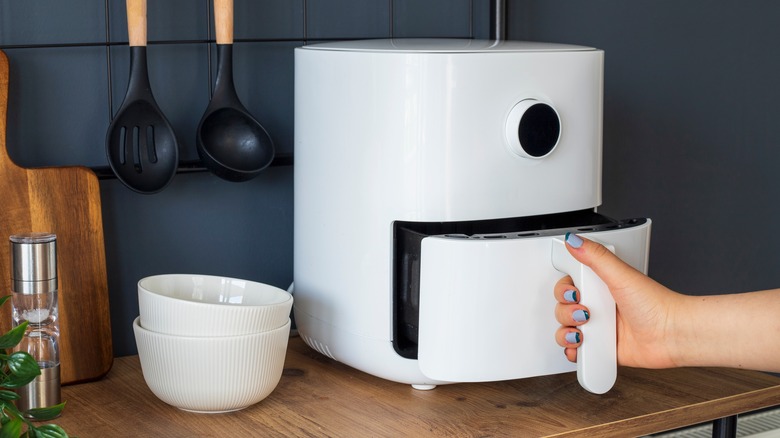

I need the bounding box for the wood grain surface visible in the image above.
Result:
[214,0,234,45]
[0,50,113,384]
[52,336,780,437]
[126,0,147,47]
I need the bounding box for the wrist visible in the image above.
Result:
[665,292,724,368]
[664,292,694,368]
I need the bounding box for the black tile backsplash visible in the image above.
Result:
[6,46,109,168]
[1,0,488,356]
[107,0,210,43]
[1,0,768,366]
[2,0,486,170]
[393,0,473,38]
[0,0,107,46]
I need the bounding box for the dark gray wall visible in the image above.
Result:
[5,0,776,357]
[1,0,490,356]
[509,1,780,296]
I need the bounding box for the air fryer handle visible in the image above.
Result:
[551,238,617,394]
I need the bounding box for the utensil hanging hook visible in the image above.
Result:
[490,0,506,41]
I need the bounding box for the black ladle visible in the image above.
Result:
[196,0,274,182]
[106,0,178,194]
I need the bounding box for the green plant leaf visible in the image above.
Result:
[1,400,23,420]
[0,390,19,401]
[0,296,11,309]
[24,403,65,422]
[0,416,23,438]
[28,424,69,438]
[7,353,41,381]
[0,409,11,425]
[0,371,37,389]
[0,322,28,350]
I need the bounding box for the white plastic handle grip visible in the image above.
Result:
[551,238,617,394]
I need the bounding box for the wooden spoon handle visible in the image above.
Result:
[126,0,147,47]
[214,0,234,45]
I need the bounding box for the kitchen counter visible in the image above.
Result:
[53,336,780,437]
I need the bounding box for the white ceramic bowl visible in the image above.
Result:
[133,316,290,413]
[138,274,292,336]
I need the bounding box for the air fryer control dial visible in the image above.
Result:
[505,99,561,159]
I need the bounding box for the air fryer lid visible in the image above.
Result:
[299,38,596,54]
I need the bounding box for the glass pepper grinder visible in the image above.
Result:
[10,232,61,417]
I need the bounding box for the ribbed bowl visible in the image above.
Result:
[133,316,290,413]
[138,274,292,337]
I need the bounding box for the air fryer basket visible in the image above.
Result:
[392,209,647,359]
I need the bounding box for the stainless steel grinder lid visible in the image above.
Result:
[10,233,57,294]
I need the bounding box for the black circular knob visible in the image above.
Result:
[505,100,561,159]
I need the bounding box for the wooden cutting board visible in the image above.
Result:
[0,50,113,384]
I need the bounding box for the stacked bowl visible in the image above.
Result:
[133,274,293,413]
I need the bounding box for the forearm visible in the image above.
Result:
[670,289,780,372]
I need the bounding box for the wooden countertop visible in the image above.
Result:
[53,336,780,437]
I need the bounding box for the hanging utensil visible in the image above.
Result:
[196,0,274,182]
[106,0,179,194]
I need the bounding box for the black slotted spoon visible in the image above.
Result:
[106,0,178,194]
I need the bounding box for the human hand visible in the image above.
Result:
[553,233,681,369]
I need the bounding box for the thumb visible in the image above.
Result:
[563,232,645,293]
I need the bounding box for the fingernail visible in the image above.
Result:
[565,232,583,249]
[572,309,590,322]
[563,289,578,303]
[565,332,581,344]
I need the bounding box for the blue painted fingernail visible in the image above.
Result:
[563,289,578,303]
[573,309,590,322]
[565,332,581,344]
[565,232,584,249]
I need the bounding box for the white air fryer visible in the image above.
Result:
[293,39,651,394]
